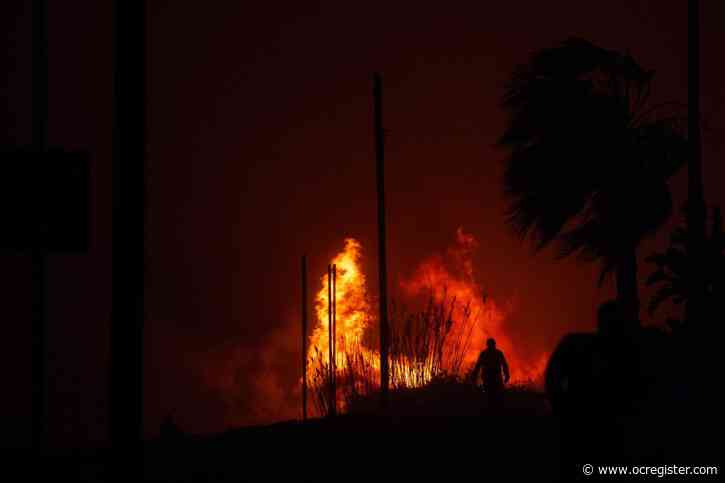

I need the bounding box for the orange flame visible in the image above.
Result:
[307,238,373,375]
[305,229,547,396]
[400,227,548,383]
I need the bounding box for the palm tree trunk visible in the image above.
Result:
[616,248,640,326]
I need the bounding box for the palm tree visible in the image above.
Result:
[646,206,724,329]
[499,38,688,323]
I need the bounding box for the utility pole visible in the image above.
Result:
[110,0,145,459]
[373,73,390,408]
[31,0,48,450]
[687,0,707,326]
[301,255,308,421]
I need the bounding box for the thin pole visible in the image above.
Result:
[332,264,337,416]
[301,255,308,421]
[327,265,333,415]
[373,73,390,407]
[31,0,48,450]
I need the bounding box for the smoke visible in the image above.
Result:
[199,228,548,430]
[198,323,301,428]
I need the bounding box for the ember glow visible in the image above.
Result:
[305,229,548,403]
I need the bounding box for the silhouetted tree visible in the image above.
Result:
[499,38,687,323]
[646,206,723,329]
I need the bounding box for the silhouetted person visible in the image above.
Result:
[471,338,510,408]
[596,299,637,337]
[546,300,642,415]
[596,301,641,410]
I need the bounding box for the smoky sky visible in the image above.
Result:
[2,0,725,446]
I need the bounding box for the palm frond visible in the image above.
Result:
[499,37,684,277]
[648,286,676,315]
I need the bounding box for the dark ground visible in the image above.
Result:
[7,390,720,482]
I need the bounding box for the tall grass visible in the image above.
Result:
[307,291,478,417]
[389,292,475,388]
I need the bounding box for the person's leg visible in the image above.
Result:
[486,378,504,410]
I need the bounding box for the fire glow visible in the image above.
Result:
[309,238,374,375]
[305,229,548,407]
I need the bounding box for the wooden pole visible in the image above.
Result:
[687,0,707,326]
[111,0,145,454]
[373,73,390,407]
[332,264,337,415]
[301,255,308,421]
[31,0,48,450]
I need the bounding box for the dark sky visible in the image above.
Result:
[2,0,724,447]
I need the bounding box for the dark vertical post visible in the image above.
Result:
[31,0,48,450]
[327,264,330,411]
[32,0,48,149]
[687,0,706,326]
[111,0,145,459]
[373,73,390,407]
[327,265,335,416]
[331,264,337,415]
[301,255,308,421]
[30,252,47,449]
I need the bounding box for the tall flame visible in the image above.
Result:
[308,238,372,372]
[305,229,547,399]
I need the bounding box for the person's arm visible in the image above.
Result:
[501,352,510,384]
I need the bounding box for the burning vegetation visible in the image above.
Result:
[305,228,548,416]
